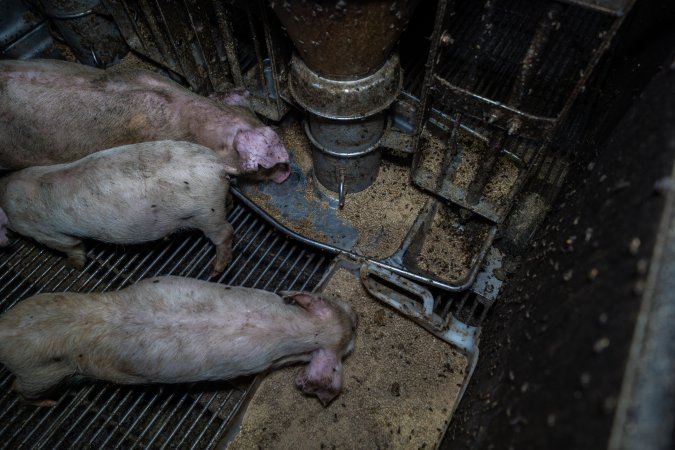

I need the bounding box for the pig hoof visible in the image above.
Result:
[23,398,59,407]
[11,381,58,407]
[209,265,224,278]
[65,255,86,270]
[210,251,232,277]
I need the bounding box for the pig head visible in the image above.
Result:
[281,291,358,406]
[208,91,291,184]
[0,208,9,247]
[233,126,291,183]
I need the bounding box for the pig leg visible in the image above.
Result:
[11,365,71,405]
[11,379,59,407]
[35,235,87,268]
[203,222,234,277]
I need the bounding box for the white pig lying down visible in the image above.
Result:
[0,140,235,276]
[0,59,291,183]
[0,277,357,406]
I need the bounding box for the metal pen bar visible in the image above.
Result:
[96,389,151,448]
[40,386,110,449]
[10,388,83,449]
[212,0,244,87]
[84,388,138,446]
[203,391,249,450]
[171,391,219,449]
[0,240,28,271]
[23,387,95,449]
[110,388,163,449]
[251,240,290,288]
[261,244,298,291]
[236,234,281,285]
[0,248,50,299]
[156,386,203,450]
[228,230,275,284]
[69,386,125,448]
[128,387,178,448]
[272,249,308,291]
[187,391,234,450]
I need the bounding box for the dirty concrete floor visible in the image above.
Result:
[228,268,467,450]
[241,123,428,260]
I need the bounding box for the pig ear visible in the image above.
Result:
[296,349,342,407]
[281,292,336,321]
[209,88,252,109]
[280,291,316,309]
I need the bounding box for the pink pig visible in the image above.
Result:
[0,59,290,183]
[0,276,357,406]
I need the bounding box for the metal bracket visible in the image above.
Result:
[360,262,479,355]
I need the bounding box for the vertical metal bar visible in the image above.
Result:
[547,2,635,141]
[138,0,178,70]
[267,248,306,291]
[412,0,450,171]
[238,234,282,285]
[259,0,284,116]
[436,112,462,193]
[182,0,217,91]
[212,0,244,87]
[261,244,298,291]
[192,211,260,280]
[508,3,563,110]
[246,7,270,105]
[213,217,264,282]
[119,0,150,53]
[0,248,50,298]
[465,129,506,205]
[297,256,327,291]
[14,387,90,449]
[286,254,317,290]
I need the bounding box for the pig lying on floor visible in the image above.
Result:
[0,58,290,183]
[0,141,234,276]
[0,276,357,406]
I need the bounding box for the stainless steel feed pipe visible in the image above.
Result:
[272,0,420,206]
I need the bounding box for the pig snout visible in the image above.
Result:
[281,291,357,406]
[0,208,9,247]
[233,127,290,183]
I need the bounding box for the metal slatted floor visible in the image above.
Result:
[0,200,331,450]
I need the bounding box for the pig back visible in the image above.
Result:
[0,141,231,244]
[0,60,184,170]
[0,277,322,385]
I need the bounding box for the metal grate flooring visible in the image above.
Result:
[0,199,331,450]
